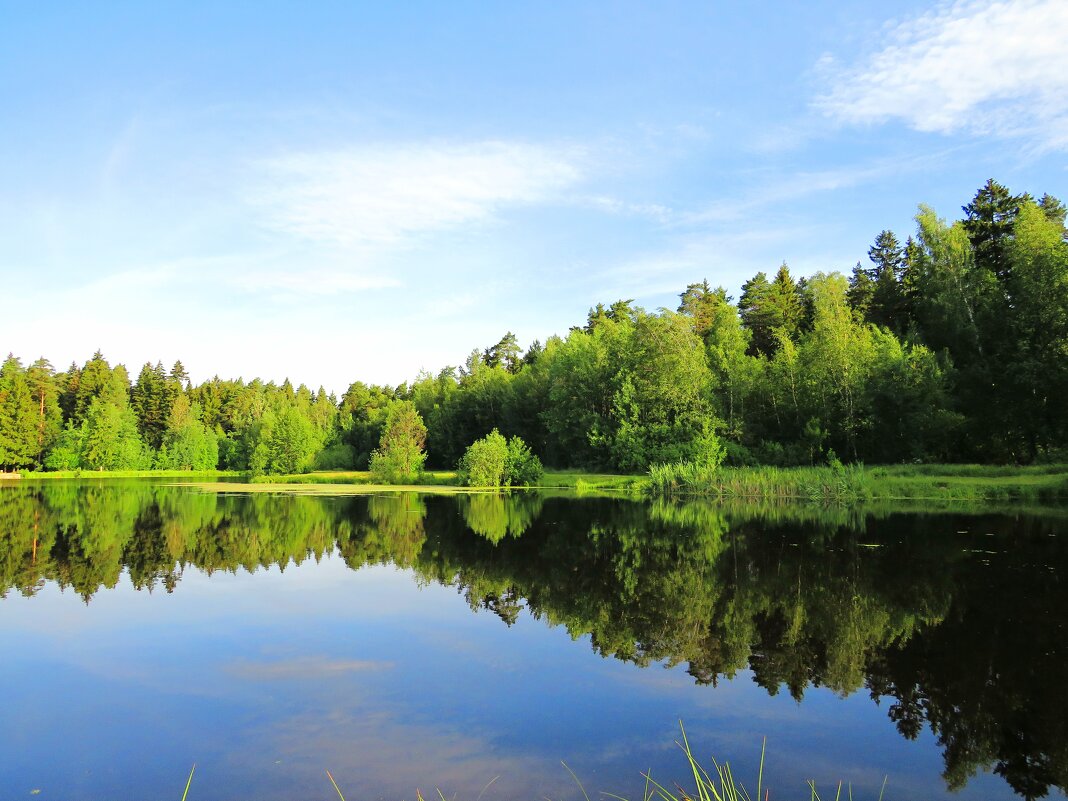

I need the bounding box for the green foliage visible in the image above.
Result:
[0,356,39,471]
[456,429,509,487]
[458,492,543,542]
[369,400,428,484]
[505,435,543,485]
[648,462,871,503]
[456,429,544,487]
[154,397,219,471]
[81,397,148,470]
[2,179,1067,473]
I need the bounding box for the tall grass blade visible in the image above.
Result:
[562,761,592,801]
[476,775,500,801]
[180,764,196,801]
[640,770,684,801]
[756,737,765,801]
[326,770,346,801]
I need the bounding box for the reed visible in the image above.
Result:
[648,463,870,503]
[648,461,1068,503]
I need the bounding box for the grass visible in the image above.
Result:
[15,469,241,480]
[13,463,1068,506]
[648,463,870,503]
[648,462,1068,504]
[247,469,458,486]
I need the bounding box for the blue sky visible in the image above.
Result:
[2,0,1066,393]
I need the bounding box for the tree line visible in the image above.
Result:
[1,179,1066,473]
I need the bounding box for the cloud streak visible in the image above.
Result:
[816,0,1068,149]
[250,140,584,247]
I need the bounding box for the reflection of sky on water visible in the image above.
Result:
[1,554,1014,800]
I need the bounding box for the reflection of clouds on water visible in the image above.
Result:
[227,707,580,801]
[0,484,1052,800]
[225,655,393,680]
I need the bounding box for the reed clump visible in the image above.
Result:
[648,462,870,503]
[648,461,1068,503]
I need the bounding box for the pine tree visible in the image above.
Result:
[963,178,1023,280]
[0,356,39,470]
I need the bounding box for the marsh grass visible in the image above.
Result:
[17,469,240,480]
[579,723,886,801]
[648,463,870,503]
[648,462,1068,503]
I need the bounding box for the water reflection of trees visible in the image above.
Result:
[1,483,1066,798]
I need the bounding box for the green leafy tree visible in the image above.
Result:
[340,381,395,468]
[457,429,510,486]
[369,400,427,483]
[505,435,543,486]
[81,396,147,470]
[604,312,722,471]
[155,396,219,470]
[264,405,317,474]
[456,430,543,487]
[679,283,755,439]
[1003,200,1068,456]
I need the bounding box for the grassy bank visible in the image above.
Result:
[12,464,1068,506]
[241,469,643,493]
[648,462,1068,503]
[13,469,243,480]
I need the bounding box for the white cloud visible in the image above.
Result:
[816,0,1068,147]
[249,140,583,247]
[580,194,674,223]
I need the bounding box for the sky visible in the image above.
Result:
[2,0,1066,394]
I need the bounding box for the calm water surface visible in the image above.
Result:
[1,481,1065,800]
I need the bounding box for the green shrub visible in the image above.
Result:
[505,435,543,485]
[457,429,509,487]
[457,430,544,487]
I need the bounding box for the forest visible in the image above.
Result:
[1,179,1066,475]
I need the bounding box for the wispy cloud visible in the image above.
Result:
[682,150,954,226]
[816,0,1068,149]
[579,194,674,223]
[249,140,584,247]
[226,656,392,680]
[591,226,818,302]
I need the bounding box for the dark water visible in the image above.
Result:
[1,482,1066,801]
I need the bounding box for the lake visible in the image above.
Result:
[1,481,1065,800]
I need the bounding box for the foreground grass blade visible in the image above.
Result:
[756,738,765,801]
[180,764,196,801]
[326,770,346,801]
[561,761,592,801]
[476,775,500,801]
